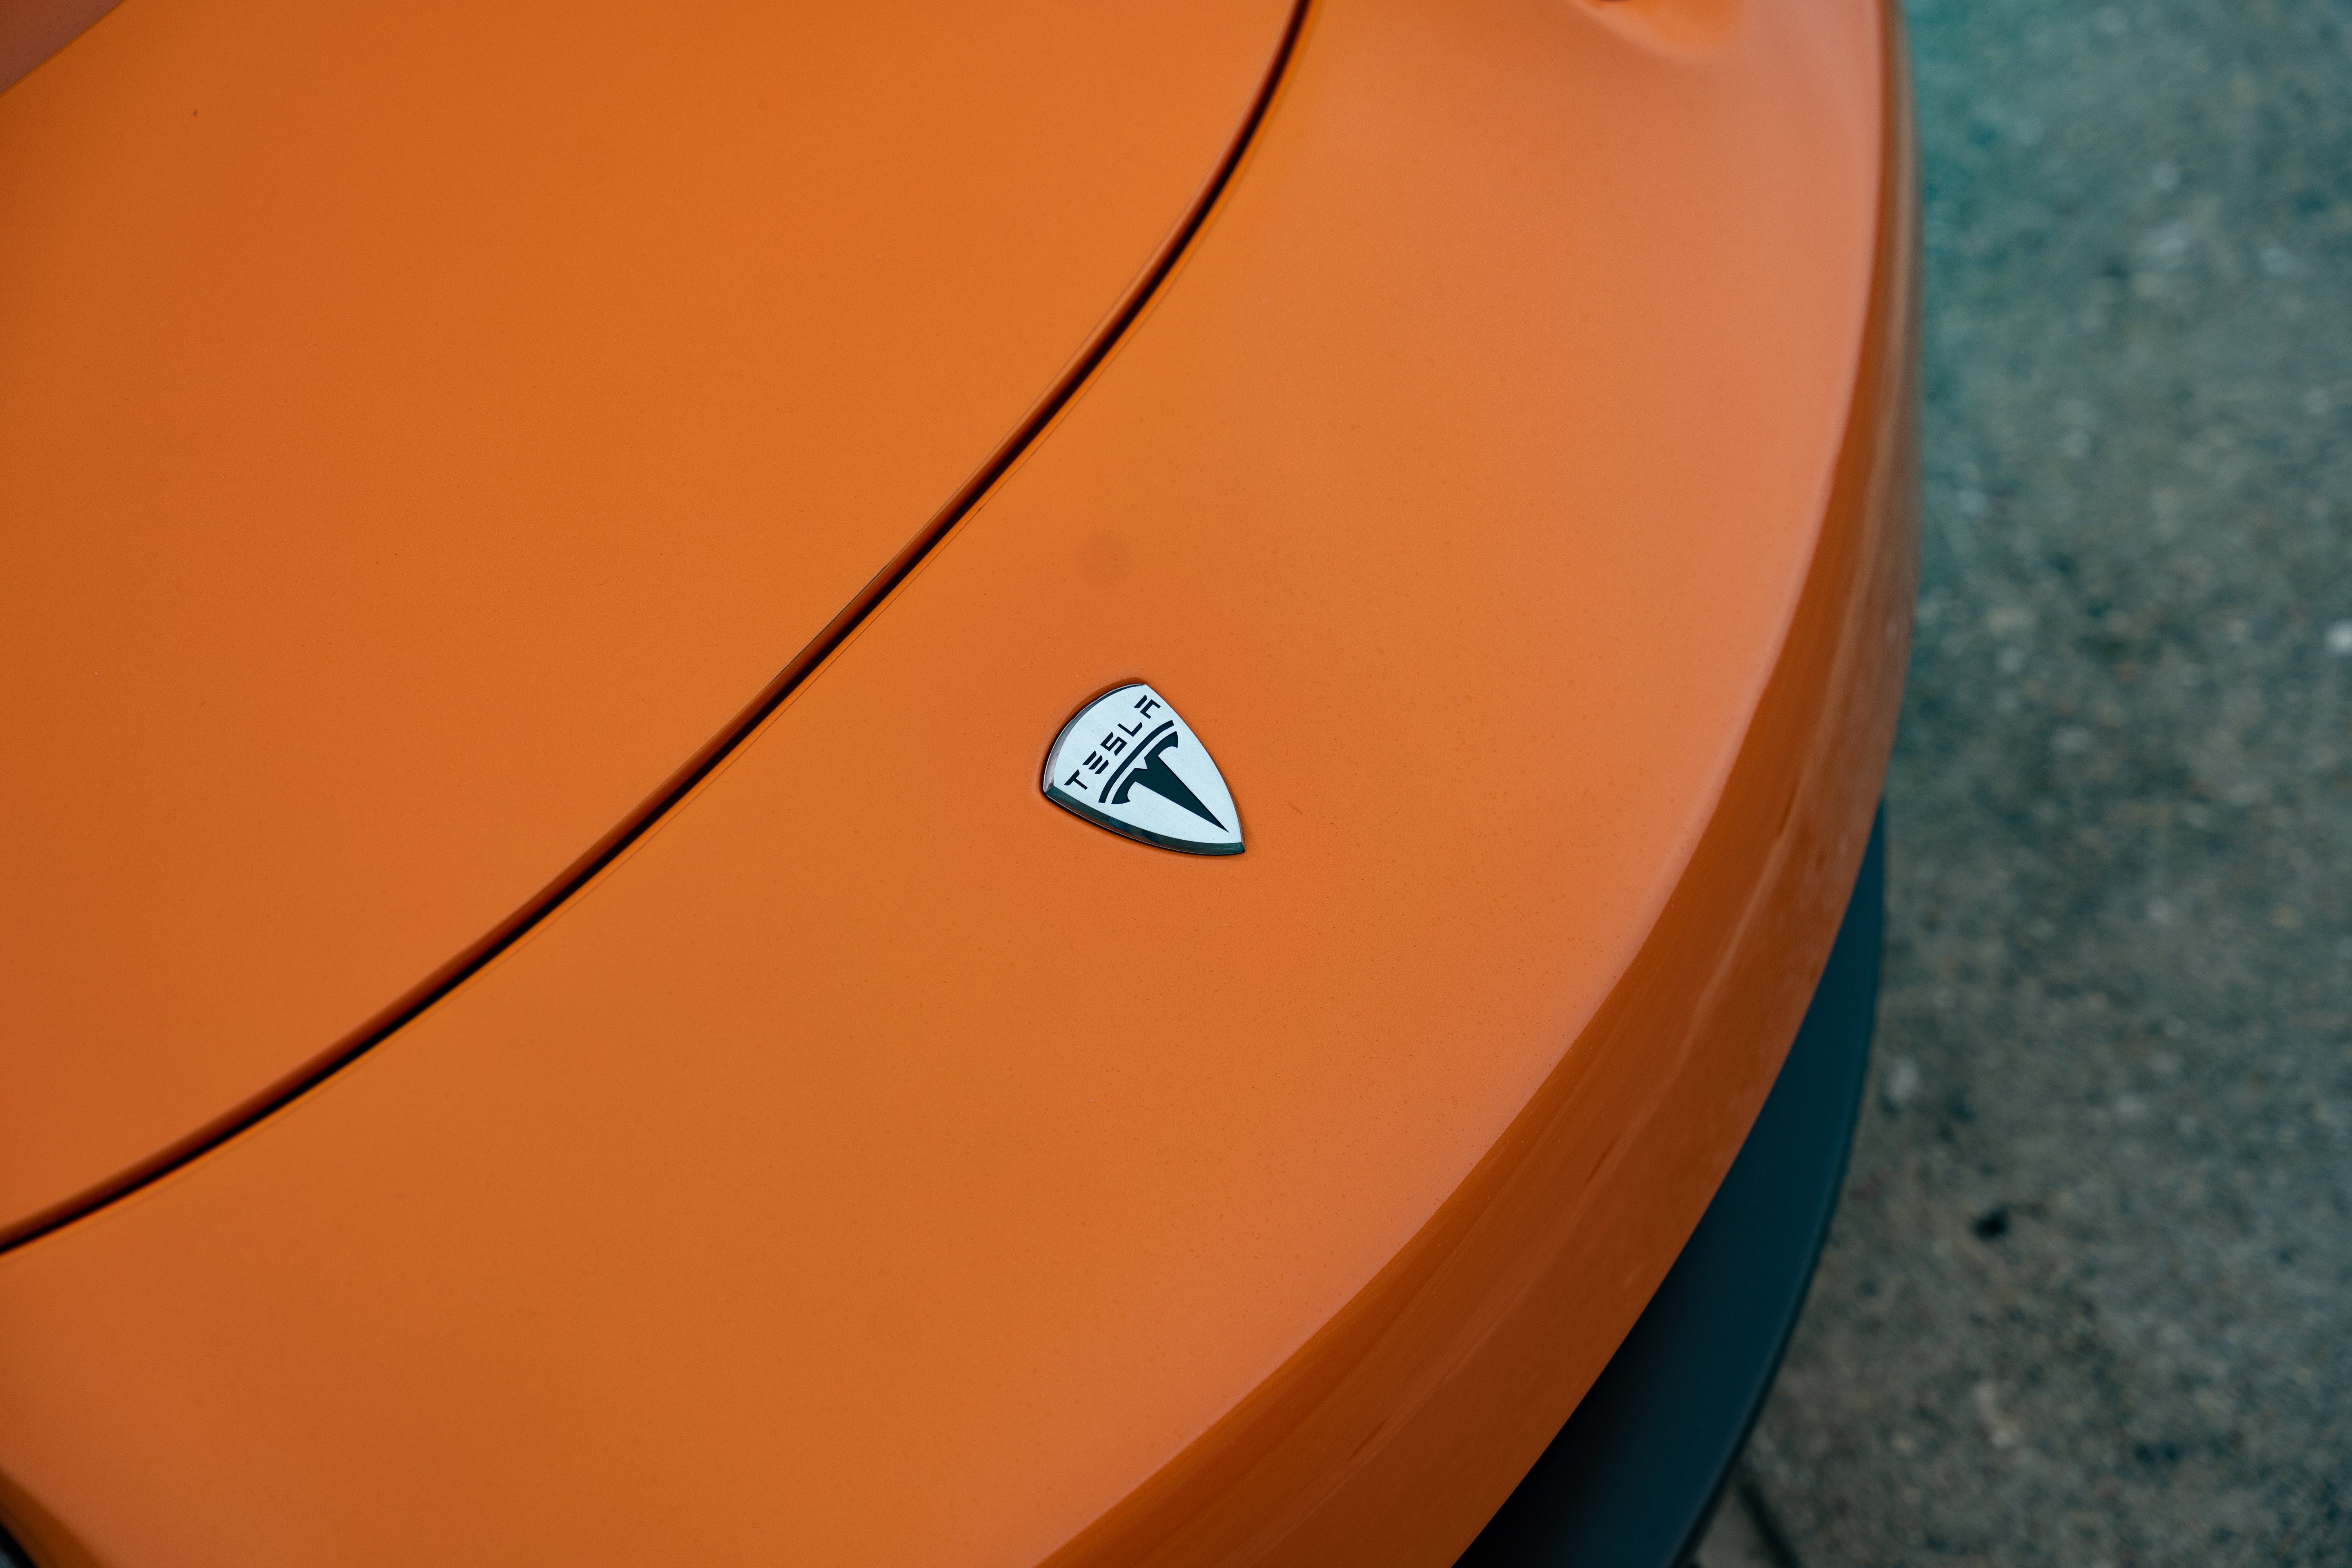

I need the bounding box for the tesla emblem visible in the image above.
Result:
[1042,683,1243,856]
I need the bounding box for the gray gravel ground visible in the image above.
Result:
[1718,0,2352,1564]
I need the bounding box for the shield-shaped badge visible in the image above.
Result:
[1041,683,1243,856]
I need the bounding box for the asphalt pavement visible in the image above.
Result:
[1709,0,2352,1563]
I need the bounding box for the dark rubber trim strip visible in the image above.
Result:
[0,0,1313,1256]
[1457,808,1885,1568]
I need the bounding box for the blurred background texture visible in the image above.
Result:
[1718,0,2352,1563]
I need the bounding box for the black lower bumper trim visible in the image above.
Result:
[1458,809,1884,1568]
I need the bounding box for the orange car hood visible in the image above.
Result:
[0,0,1297,1238]
[0,2,1913,1563]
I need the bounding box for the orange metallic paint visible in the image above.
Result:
[1051,27,1916,1563]
[0,0,1298,1238]
[0,0,1913,1564]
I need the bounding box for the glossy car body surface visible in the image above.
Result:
[0,0,1916,1563]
